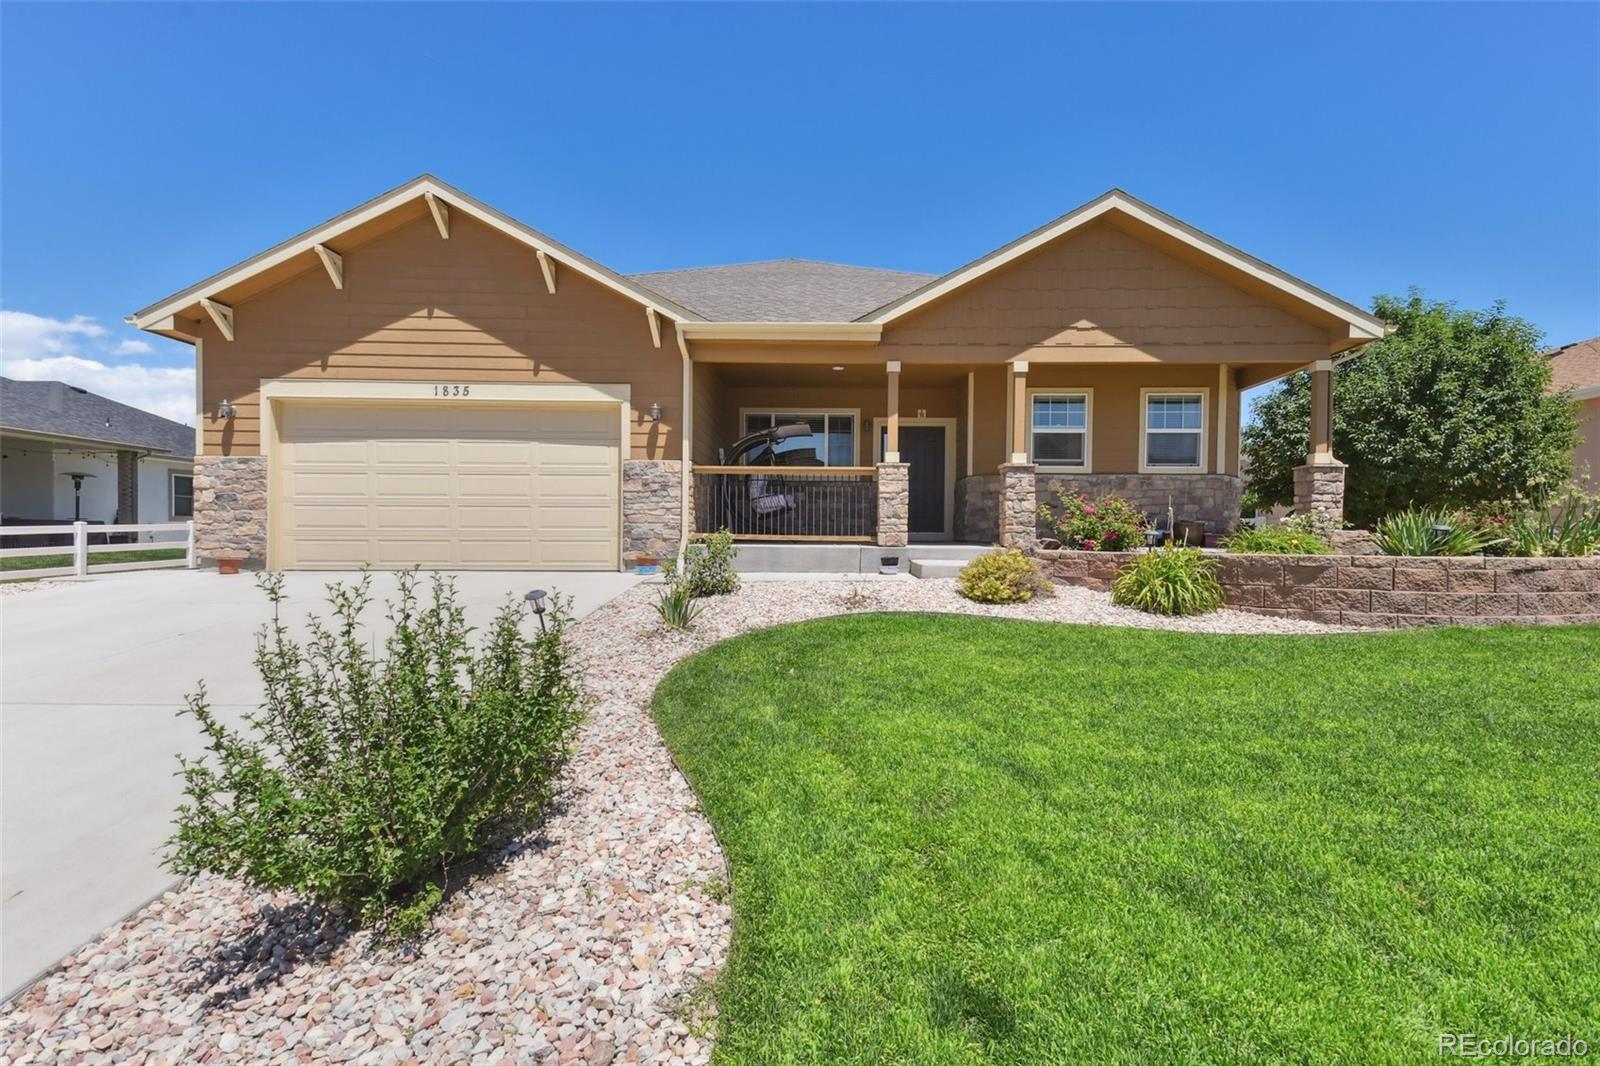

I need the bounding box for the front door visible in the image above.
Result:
[880,423,949,539]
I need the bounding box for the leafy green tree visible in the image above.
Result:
[1242,291,1578,527]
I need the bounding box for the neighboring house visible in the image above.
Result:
[127,175,1387,571]
[0,377,195,531]
[1549,336,1600,489]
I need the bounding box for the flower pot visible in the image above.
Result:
[635,554,661,575]
[217,558,241,576]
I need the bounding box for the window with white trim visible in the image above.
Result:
[1143,393,1205,469]
[1029,394,1089,467]
[741,412,857,466]
[171,472,194,518]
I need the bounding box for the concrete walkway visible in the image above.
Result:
[0,567,638,1001]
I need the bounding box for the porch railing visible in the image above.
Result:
[693,467,877,542]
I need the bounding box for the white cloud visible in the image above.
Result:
[1,311,194,425]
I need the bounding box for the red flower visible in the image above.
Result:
[1083,538,1098,551]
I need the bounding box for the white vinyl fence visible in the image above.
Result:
[0,521,195,581]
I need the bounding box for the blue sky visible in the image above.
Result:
[2,2,1596,425]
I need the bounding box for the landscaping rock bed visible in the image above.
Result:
[0,578,1332,1064]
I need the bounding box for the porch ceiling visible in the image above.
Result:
[711,362,973,389]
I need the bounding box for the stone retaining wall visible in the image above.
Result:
[193,455,268,568]
[622,459,683,565]
[1033,548,1600,627]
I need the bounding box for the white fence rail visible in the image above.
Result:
[0,521,195,581]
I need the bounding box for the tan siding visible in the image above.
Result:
[198,213,682,459]
[971,365,1009,471]
[881,219,1329,364]
[692,362,725,464]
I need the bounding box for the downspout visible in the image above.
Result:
[677,324,692,558]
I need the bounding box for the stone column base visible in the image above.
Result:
[193,455,268,567]
[998,462,1038,550]
[622,459,684,565]
[876,462,909,547]
[1293,460,1346,523]
[115,450,140,525]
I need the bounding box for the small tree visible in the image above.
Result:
[1242,291,1578,527]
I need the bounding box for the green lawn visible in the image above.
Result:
[652,616,1600,1064]
[0,547,185,573]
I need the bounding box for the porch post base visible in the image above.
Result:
[876,462,909,547]
[998,462,1037,550]
[1293,460,1346,522]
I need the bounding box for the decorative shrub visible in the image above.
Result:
[1282,508,1339,541]
[167,571,584,938]
[670,529,741,597]
[1491,493,1600,557]
[1111,547,1224,616]
[1038,488,1147,551]
[1223,524,1332,555]
[1373,508,1500,557]
[655,578,705,629]
[957,549,1053,604]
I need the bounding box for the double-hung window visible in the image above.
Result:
[740,411,857,466]
[170,472,195,518]
[1141,392,1206,471]
[1029,393,1090,468]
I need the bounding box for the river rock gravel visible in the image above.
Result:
[0,577,1334,1065]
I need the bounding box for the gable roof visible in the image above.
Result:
[0,377,194,457]
[129,174,705,336]
[631,259,936,322]
[1548,337,1600,397]
[860,189,1391,341]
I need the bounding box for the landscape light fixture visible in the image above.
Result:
[216,398,237,421]
[648,401,662,422]
[525,588,548,632]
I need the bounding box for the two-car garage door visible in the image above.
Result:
[275,402,620,570]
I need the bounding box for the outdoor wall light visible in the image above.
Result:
[648,401,662,422]
[216,398,237,421]
[525,588,548,632]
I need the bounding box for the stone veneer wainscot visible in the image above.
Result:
[192,455,269,568]
[622,459,683,565]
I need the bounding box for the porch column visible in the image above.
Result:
[1010,361,1029,464]
[1293,359,1345,520]
[885,360,901,461]
[115,450,139,525]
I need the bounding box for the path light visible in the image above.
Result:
[525,588,548,632]
[1145,528,1163,552]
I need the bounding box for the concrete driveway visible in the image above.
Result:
[0,567,638,1000]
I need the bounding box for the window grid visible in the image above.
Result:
[741,412,857,467]
[1029,393,1089,468]
[1143,393,1205,470]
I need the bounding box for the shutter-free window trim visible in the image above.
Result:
[1140,390,1207,473]
[1027,389,1093,471]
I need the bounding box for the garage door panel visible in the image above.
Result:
[277,401,619,570]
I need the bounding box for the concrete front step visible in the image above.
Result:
[908,558,967,579]
[730,542,996,575]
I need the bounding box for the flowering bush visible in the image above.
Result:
[1038,487,1147,551]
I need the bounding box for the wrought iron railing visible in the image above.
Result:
[693,467,877,541]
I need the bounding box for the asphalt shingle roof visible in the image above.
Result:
[1549,337,1600,392]
[0,378,194,457]
[629,258,937,322]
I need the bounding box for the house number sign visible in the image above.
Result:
[432,384,472,397]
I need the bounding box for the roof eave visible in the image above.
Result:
[678,322,883,343]
[128,175,704,332]
[860,190,1389,339]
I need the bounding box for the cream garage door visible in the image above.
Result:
[276,402,619,570]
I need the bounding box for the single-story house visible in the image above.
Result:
[1,377,195,533]
[126,175,1388,570]
[1549,337,1599,488]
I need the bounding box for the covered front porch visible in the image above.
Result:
[686,355,1339,550]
